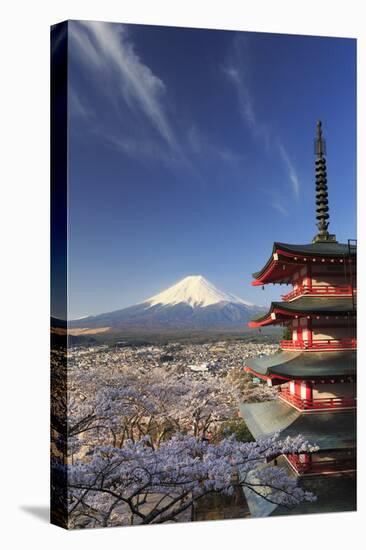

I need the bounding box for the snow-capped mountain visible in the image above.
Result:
[146,275,254,308]
[70,275,266,332]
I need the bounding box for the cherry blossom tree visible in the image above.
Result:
[65,363,276,461]
[65,368,231,458]
[50,348,318,528]
[227,366,277,403]
[66,433,317,528]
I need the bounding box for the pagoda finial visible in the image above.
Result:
[312,120,337,243]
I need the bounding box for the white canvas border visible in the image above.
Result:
[1,1,364,549]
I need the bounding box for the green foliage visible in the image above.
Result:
[282,324,292,340]
[219,419,254,443]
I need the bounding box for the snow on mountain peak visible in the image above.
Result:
[145,275,254,308]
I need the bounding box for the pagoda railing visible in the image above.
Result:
[279,389,356,410]
[286,454,356,475]
[282,284,356,302]
[280,338,356,351]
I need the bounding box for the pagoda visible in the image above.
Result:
[240,121,356,514]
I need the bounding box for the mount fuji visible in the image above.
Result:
[70,275,266,333]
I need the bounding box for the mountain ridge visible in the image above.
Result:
[70,275,266,332]
[144,275,255,309]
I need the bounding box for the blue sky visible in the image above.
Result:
[66,20,356,319]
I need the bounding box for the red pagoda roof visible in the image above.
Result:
[252,241,356,286]
[239,400,356,450]
[248,297,355,327]
[244,350,356,382]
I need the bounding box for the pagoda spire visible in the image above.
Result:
[312,121,337,243]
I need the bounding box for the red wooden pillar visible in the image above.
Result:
[308,263,313,292]
[297,323,303,343]
[295,380,302,396]
[305,382,313,401]
[308,317,313,347]
[300,380,313,407]
[299,453,312,472]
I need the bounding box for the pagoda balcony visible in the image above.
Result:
[285,454,356,475]
[278,388,356,411]
[281,284,356,302]
[280,338,356,351]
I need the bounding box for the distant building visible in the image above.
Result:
[188,363,209,372]
[115,341,130,348]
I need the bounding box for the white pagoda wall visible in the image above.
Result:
[311,318,355,340]
[312,382,355,399]
[312,327,355,340]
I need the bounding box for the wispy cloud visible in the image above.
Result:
[187,124,245,165]
[222,64,271,150]
[271,201,289,216]
[68,21,248,187]
[223,34,301,205]
[259,185,289,217]
[69,86,91,121]
[69,21,178,152]
[222,66,257,130]
[277,141,300,199]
